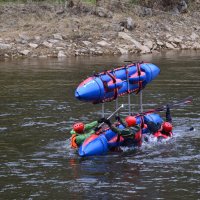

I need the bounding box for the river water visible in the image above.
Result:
[0,51,200,199]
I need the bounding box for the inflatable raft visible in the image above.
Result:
[75,62,160,104]
[78,113,164,157]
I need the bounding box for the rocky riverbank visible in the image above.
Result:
[0,1,200,60]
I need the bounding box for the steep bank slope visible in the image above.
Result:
[0,2,200,59]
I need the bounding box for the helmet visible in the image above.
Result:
[73,122,85,133]
[162,122,173,132]
[125,116,137,127]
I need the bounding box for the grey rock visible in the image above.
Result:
[48,39,60,44]
[165,33,172,39]
[146,22,152,28]
[190,32,199,41]
[192,42,200,49]
[113,24,125,32]
[56,47,65,50]
[97,41,111,47]
[165,42,175,49]
[82,41,92,46]
[42,41,53,48]
[138,7,153,17]
[119,17,136,31]
[53,33,63,40]
[58,51,66,57]
[19,50,30,55]
[95,7,113,18]
[19,33,31,41]
[162,25,171,32]
[168,37,182,43]
[127,17,134,30]
[29,43,38,48]
[117,47,129,54]
[143,40,153,49]
[177,0,188,13]
[156,40,164,46]
[0,43,12,50]
[34,36,41,41]
[118,32,150,53]
[171,7,180,15]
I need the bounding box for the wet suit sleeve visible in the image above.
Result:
[109,124,140,138]
[118,118,127,127]
[70,129,90,146]
[75,133,92,146]
[84,121,98,131]
[109,124,122,135]
[166,105,172,123]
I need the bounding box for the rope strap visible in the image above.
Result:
[136,62,142,94]
[106,71,118,100]
[125,65,131,94]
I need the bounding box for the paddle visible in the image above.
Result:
[132,96,193,116]
[97,104,124,129]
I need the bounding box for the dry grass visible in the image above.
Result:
[0,1,199,41]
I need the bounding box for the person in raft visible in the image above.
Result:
[102,116,142,146]
[70,119,104,148]
[144,105,173,138]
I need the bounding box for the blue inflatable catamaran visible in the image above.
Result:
[70,62,166,157]
[75,62,160,104]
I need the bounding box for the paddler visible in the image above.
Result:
[102,116,142,146]
[144,105,173,138]
[70,119,104,148]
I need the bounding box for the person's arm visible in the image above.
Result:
[111,124,141,138]
[105,119,140,137]
[115,115,127,127]
[75,133,92,146]
[119,118,127,127]
[84,121,98,131]
[166,105,172,123]
[102,118,122,135]
[109,124,123,135]
[130,124,141,133]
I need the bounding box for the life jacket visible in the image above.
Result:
[70,134,78,149]
[154,131,172,139]
[122,129,142,147]
[135,129,142,142]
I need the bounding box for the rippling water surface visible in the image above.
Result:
[0,51,200,199]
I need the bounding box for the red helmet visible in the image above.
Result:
[73,122,85,133]
[162,122,173,132]
[125,116,137,127]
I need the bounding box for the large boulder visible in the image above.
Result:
[119,17,136,31]
[118,32,151,53]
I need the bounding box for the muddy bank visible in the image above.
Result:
[0,2,200,60]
